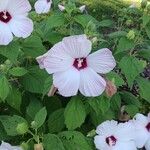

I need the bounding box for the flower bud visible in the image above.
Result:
[31,121,38,129]
[16,122,28,134]
[58,4,65,11]
[105,80,117,97]
[79,5,86,13]
[34,143,43,150]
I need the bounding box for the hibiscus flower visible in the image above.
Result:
[34,0,52,14]
[94,120,137,150]
[0,0,33,45]
[37,34,116,97]
[132,113,150,150]
[0,141,22,150]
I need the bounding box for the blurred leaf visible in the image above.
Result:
[6,87,21,111]
[137,49,150,61]
[22,35,46,58]
[115,37,134,54]
[43,134,65,150]
[99,19,114,27]
[9,67,28,77]
[142,14,150,27]
[108,31,127,38]
[64,96,86,130]
[0,75,10,101]
[59,131,92,150]
[125,105,139,117]
[136,77,150,103]
[33,107,47,129]
[48,108,65,133]
[145,22,150,39]
[119,56,146,87]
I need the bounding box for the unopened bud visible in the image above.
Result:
[105,80,117,97]
[58,4,65,11]
[34,143,43,150]
[79,5,86,13]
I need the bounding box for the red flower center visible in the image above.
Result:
[106,136,117,146]
[47,0,50,2]
[146,122,150,132]
[73,58,87,70]
[0,11,12,23]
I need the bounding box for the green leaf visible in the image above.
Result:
[0,115,27,136]
[74,14,99,28]
[0,42,20,62]
[115,37,134,54]
[64,96,86,130]
[0,75,10,101]
[43,134,65,150]
[125,105,139,117]
[59,131,92,150]
[106,71,125,87]
[137,49,150,61]
[45,13,66,31]
[33,107,47,129]
[26,98,43,120]
[99,19,114,27]
[6,87,21,111]
[142,14,150,27]
[119,56,146,87]
[145,22,150,39]
[120,91,141,107]
[0,122,7,140]
[21,66,49,93]
[136,77,150,103]
[48,108,65,133]
[22,35,46,58]
[9,67,28,77]
[108,31,127,38]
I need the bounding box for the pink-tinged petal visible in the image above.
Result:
[7,0,31,15]
[134,128,149,148]
[114,141,137,150]
[58,4,65,11]
[0,0,9,11]
[9,16,33,38]
[79,68,106,97]
[39,42,73,74]
[87,48,116,74]
[145,138,150,150]
[96,120,118,136]
[0,23,13,45]
[53,67,80,97]
[62,34,92,58]
[34,0,52,14]
[79,5,86,12]
[94,135,109,150]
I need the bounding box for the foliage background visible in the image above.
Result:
[0,0,149,149]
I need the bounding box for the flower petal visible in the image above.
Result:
[134,113,148,126]
[62,35,92,58]
[0,23,13,45]
[0,0,9,11]
[9,16,33,38]
[53,67,80,97]
[115,141,137,150]
[87,48,116,74]
[145,138,150,150]
[38,42,74,74]
[7,0,31,15]
[34,0,52,14]
[79,68,106,97]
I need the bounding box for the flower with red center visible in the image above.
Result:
[94,120,137,150]
[37,34,116,97]
[34,0,52,14]
[0,0,33,45]
[0,141,22,150]
[132,113,150,150]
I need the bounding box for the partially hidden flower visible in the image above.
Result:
[58,4,65,12]
[132,113,150,150]
[34,0,52,14]
[37,35,116,97]
[0,0,33,45]
[94,120,137,150]
[105,80,117,97]
[0,141,22,150]
[79,5,86,12]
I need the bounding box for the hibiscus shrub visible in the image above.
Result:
[0,0,150,150]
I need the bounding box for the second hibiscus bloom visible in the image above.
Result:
[37,35,116,97]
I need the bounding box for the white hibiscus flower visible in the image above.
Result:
[94,120,137,150]
[37,34,116,97]
[0,0,33,45]
[0,141,22,150]
[34,0,52,14]
[132,113,150,150]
